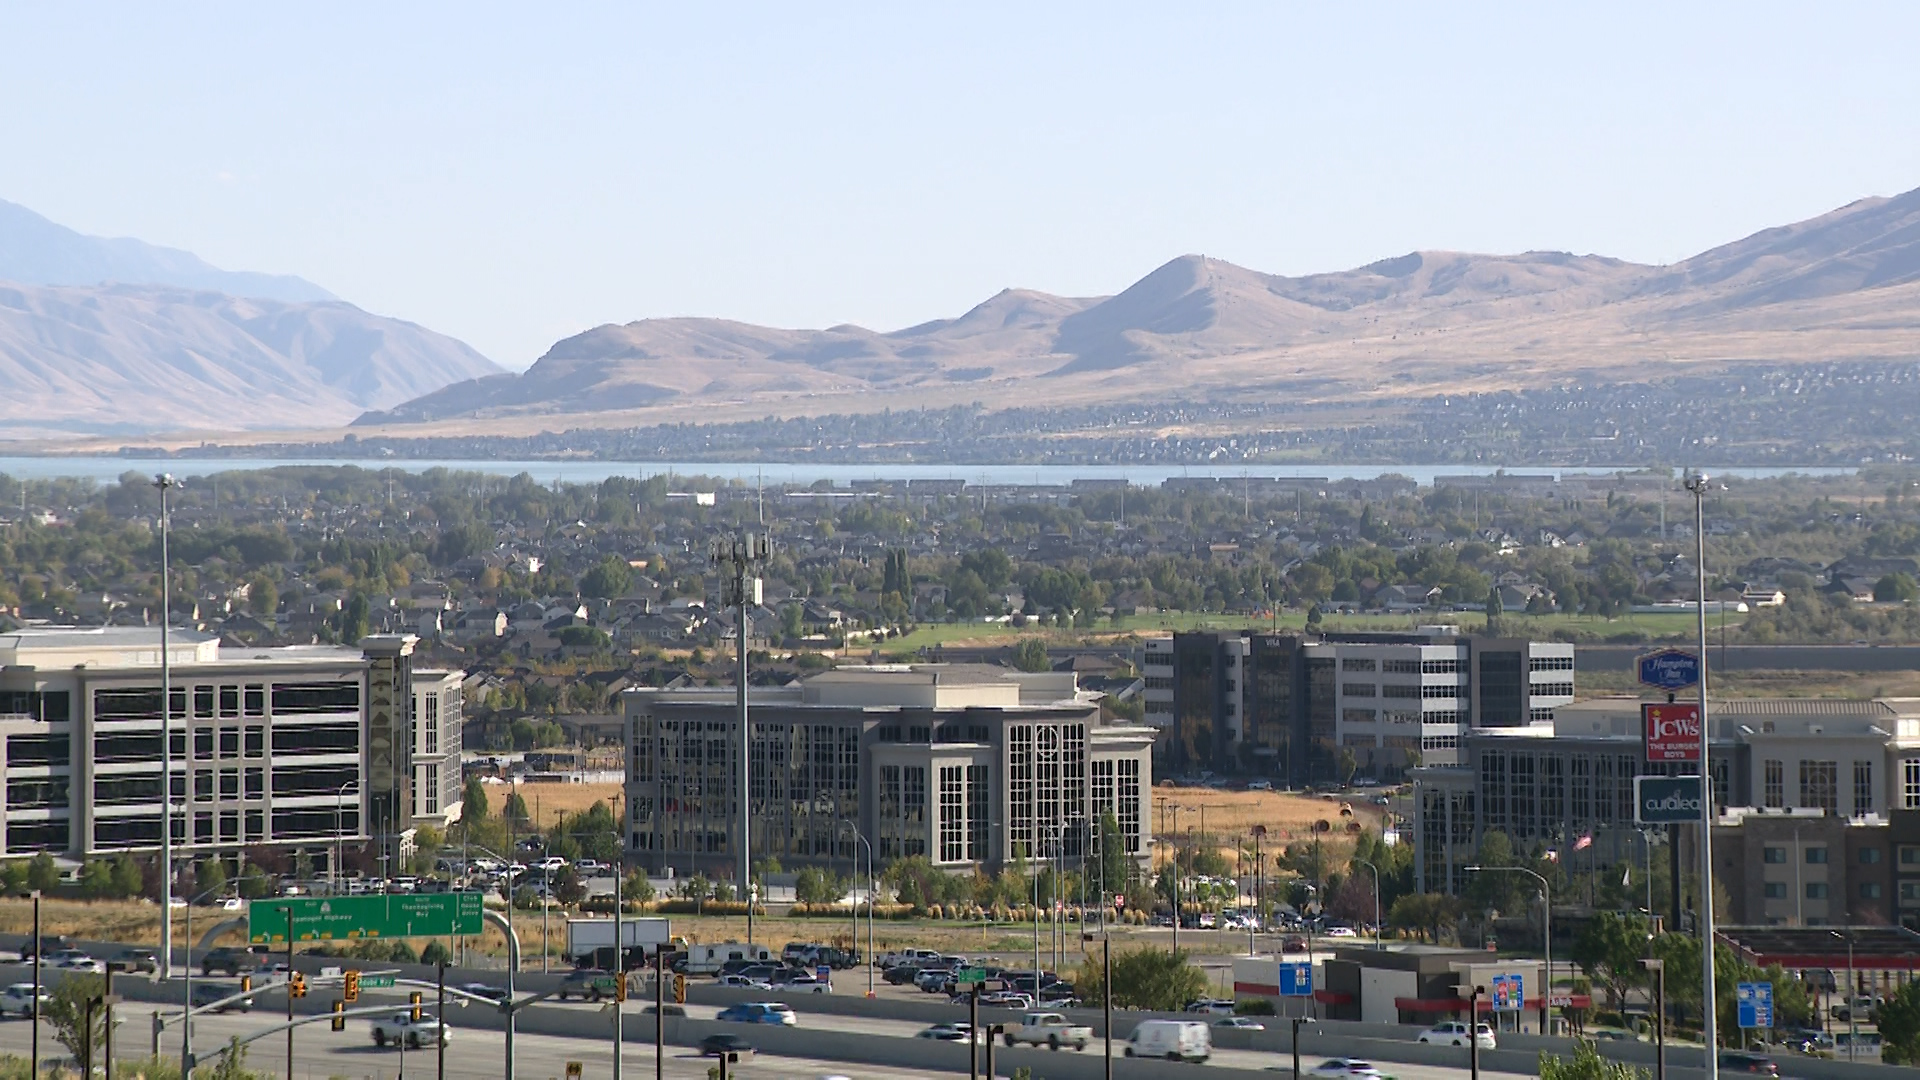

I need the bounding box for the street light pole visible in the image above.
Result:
[1641,957,1665,1080]
[1832,930,1856,1062]
[1353,858,1382,950]
[1467,865,1551,1034]
[712,532,768,946]
[1685,471,1719,1079]
[155,473,178,981]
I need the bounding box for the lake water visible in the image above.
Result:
[0,456,1858,488]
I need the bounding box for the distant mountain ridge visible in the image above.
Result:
[0,198,502,433]
[368,184,1920,429]
[0,199,335,303]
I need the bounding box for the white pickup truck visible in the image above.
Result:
[1002,1011,1092,1051]
[370,1013,450,1049]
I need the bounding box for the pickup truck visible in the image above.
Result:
[370,1013,450,1048]
[1002,1011,1093,1051]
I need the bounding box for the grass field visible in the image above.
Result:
[879,608,1721,656]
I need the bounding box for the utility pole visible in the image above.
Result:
[155,473,178,981]
[711,531,769,944]
[438,960,448,1080]
[1685,471,1718,1079]
[1641,957,1665,1080]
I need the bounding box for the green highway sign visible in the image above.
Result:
[249,893,485,943]
[957,968,987,985]
[362,975,396,989]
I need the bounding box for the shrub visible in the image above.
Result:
[1236,998,1276,1016]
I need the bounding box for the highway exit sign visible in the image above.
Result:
[249,892,484,943]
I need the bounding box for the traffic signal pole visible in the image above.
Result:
[286,907,295,1080]
[654,951,665,1080]
[438,961,448,1080]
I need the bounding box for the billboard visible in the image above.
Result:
[1643,702,1702,763]
[1634,775,1703,824]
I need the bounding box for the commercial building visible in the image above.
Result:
[1414,696,1920,927]
[410,669,465,828]
[622,665,1155,878]
[1152,629,1574,784]
[0,626,413,872]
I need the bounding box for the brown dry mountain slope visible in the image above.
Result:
[364,185,1920,429]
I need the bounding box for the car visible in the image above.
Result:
[0,983,49,1017]
[1247,780,1274,791]
[700,1033,755,1058]
[1309,1058,1390,1077]
[458,982,509,1004]
[202,948,261,977]
[1281,935,1309,953]
[1002,1011,1092,1051]
[642,1004,687,1017]
[17,935,73,963]
[1183,998,1236,1016]
[1214,1016,1266,1031]
[717,974,772,990]
[575,859,604,876]
[556,968,616,1001]
[371,1013,448,1049]
[1717,1052,1779,1075]
[916,1023,981,1043]
[191,982,254,1014]
[717,1002,796,1026]
[980,991,1034,1009]
[1323,926,1358,938]
[53,955,105,974]
[884,965,924,986]
[109,948,159,974]
[1418,1021,1496,1049]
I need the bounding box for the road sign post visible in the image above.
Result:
[248,893,485,943]
[1635,776,1704,825]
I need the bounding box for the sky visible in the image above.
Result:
[3,3,1919,370]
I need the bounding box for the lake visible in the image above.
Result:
[0,456,1858,488]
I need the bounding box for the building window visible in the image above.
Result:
[244,726,264,758]
[1342,708,1377,723]
[1531,683,1575,697]
[1342,683,1378,698]
[423,693,440,755]
[1854,760,1874,817]
[1341,658,1376,672]
[1800,761,1838,814]
[1805,847,1828,865]
[1420,735,1458,752]
[1806,882,1829,899]
[1529,656,1574,672]
[243,768,264,801]
[1905,759,1920,810]
[1422,659,1461,675]
[1763,760,1783,808]
[1382,659,1420,674]
[423,764,439,815]
[1118,758,1142,853]
[1763,882,1787,899]
[902,766,926,858]
[1903,880,1920,902]
[1861,882,1883,899]
[1861,847,1882,864]
[1763,847,1787,864]
[939,766,965,863]
[967,765,989,861]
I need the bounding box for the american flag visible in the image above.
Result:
[1573,834,1593,851]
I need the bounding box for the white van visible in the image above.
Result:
[1125,1020,1211,1063]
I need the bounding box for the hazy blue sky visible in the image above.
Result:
[3,4,1918,369]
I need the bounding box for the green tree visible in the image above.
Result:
[579,554,635,599]
[505,791,530,823]
[196,858,229,898]
[552,867,587,906]
[339,591,371,642]
[80,859,115,899]
[1538,1040,1649,1079]
[463,777,490,819]
[1570,911,1649,1013]
[1486,584,1504,634]
[111,854,145,899]
[209,1037,254,1080]
[420,940,453,966]
[247,573,278,616]
[1074,946,1207,1011]
[1009,637,1051,673]
[45,971,106,1065]
[622,869,656,904]
[26,853,59,894]
[1880,977,1920,1064]
[1876,573,1918,602]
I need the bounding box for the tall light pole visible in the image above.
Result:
[154,473,178,981]
[1831,930,1856,1062]
[711,532,769,945]
[1353,857,1382,950]
[1467,865,1550,1034]
[1685,470,1718,1077]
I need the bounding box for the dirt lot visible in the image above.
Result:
[1149,784,1387,867]
[480,777,626,830]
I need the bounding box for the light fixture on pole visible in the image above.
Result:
[1466,864,1550,1034]
[710,531,769,946]
[1684,470,1719,1078]
[154,473,178,982]
[1353,857,1382,951]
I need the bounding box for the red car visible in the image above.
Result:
[1281,935,1309,953]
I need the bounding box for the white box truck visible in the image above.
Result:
[565,917,672,967]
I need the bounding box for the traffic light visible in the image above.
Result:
[330,1000,345,1032]
[343,970,360,1003]
[409,991,423,1022]
[290,973,308,999]
[615,973,628,1003]
[672,974,686,1004]
[240,975,252,994]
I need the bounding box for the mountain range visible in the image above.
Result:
[362,185,1920,432]
[0,201,501,433]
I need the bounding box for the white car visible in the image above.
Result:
[716,974,771,990]
[1309,1059,1390,1078]
[52,954,105,974]
[0,983,49,1017]
[1323,926,1358,938]
[371,1013,449,1048]
[916,1023,982,1043]
[534,856,569,873]
[1418,1021,1496,1049]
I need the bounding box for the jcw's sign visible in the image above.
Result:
[1643,702,1702,762]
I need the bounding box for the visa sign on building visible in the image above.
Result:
[1643,702,1702,762]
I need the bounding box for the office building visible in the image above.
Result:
[1156,630,1574,784]
[0,626,390,872]
[622,665,1155,877]
[1414,696,1920,924]
[411,669,465,828]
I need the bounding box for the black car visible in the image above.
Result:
[642,1004,687,1017]
[201,947,262,977]
[1717,1052,1779,1076]
[458,982,509,1004]
[884,965,922,985]
[192,982,254,1014]
[700,1033,754,1059]
[18,935,73,963]
[111,948,160,974]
